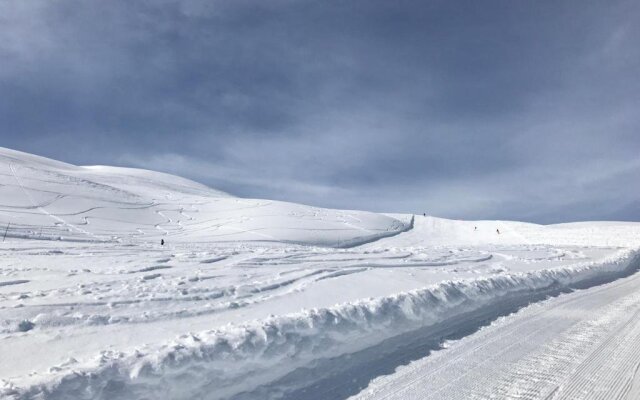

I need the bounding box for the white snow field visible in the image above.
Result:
[1,147,639,400]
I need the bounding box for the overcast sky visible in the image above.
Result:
[1,0,639,223]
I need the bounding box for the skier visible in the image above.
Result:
[161,239,165,246]
[496,229,500,235]
[474,226,477,231]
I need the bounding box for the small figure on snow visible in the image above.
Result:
[161,239,165,246]
[496,229,500,235]
[423,213,426,217]
[474,226,477,231]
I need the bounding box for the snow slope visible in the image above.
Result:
[350,260,640,400]
[0,147,409,247]
[1,147,640,400]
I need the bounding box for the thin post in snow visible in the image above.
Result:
[2,223,9,242]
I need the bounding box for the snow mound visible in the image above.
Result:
[6,248,638,400]
[0,147,409,247]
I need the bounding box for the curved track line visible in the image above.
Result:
[9,163,102,241]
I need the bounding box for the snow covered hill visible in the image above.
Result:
[1,147,640,400]
[0,147,409,247]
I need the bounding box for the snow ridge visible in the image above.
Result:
[5,248,639,400]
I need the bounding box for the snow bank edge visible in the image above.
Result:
[5,247,640,400]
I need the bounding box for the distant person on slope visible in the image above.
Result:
[496,229,500,234]
[161,239,165,246]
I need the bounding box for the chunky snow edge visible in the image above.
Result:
[5,248,640,400]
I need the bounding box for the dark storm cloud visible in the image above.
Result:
[1,0,639,222]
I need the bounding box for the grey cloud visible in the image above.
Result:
[0,0,639,222]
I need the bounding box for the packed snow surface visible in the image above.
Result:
[1,147,639,400]
[350,259,640,400]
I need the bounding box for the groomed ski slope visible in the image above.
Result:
[1,147,640,400]
[350,258,640,400]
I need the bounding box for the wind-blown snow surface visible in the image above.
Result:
[0,147,408,247]
[1,147,640,400]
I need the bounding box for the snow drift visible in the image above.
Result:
[6,248,639,400]
[0,147,409,247]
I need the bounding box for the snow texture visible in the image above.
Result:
[1,147,640,400]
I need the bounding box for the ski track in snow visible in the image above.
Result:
[350,260,640,400]
[1,147,640,400]
[8,163,102,241]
